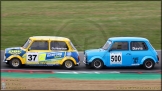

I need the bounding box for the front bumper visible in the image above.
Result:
[83,56,89,65]
[83,58,86,64]
[3,57,8,63]
[3,50,8,63]
[83,55,86,64]
[3,54,7,63]
[3,60,8,63]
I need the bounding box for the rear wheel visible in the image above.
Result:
[62,60,74,70]
[9,58,22,68]
[91,59,104,69]
[143,59,155,70]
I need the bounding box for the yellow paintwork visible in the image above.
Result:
[60,57,77,65]
[8,36,78,65]
[7,55,25,64]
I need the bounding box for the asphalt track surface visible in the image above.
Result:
[1,50,161,73]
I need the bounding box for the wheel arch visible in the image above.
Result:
[60,57,76,65]
[89,56,105,65]
[141,56,156,65]
[6,55,24,64]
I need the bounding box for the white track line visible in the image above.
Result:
[54,72,74,74]
[54,71,121,74]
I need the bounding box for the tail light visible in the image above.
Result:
[78,56,80,61]
[157,55,159,61]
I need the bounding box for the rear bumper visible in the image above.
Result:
[75,62,80,66]
[156,61,159,64]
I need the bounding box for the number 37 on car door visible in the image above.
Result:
[26,52,38,63]
[110,52,122,64]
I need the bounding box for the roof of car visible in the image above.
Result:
[29,36,70,41]
[108,37,149,41]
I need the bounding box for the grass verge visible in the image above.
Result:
[1,1,161,50]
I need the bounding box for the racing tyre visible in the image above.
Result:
[143,59,155,70]
[9,58,22,68]
[63,60,74,70]
[91,59,104,69]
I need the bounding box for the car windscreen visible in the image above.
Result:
[102,40,112,50]
[22,39,31,49]
[69,41,77,50]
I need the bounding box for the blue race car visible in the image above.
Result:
[83,37,159,70]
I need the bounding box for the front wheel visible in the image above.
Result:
[62,60,74,70]
[9,58,22,68]
[143,59,155,70]
[91,59,104,69]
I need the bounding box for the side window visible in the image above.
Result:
[50,41,68,51]
[131,41,148,51]
[30,41,48,50]
[111,41,128,50]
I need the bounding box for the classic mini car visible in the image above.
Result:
[83,37,159,69]
[3,36,80,69]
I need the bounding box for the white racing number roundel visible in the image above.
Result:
[110,52,122,64]
[26,52,38,62]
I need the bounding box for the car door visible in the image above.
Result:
[130,41,149,66]
[49,41,68,65]
[26,40,50,65]
[108,41,132,67]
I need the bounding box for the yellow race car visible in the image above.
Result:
[3,36,80,69]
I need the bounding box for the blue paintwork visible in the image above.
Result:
[70,52,80,63]
[4,47,26,61]
[85,49,106,64]
[84,37,159,67]
[44,51,80,62]
[45,52,65,60]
